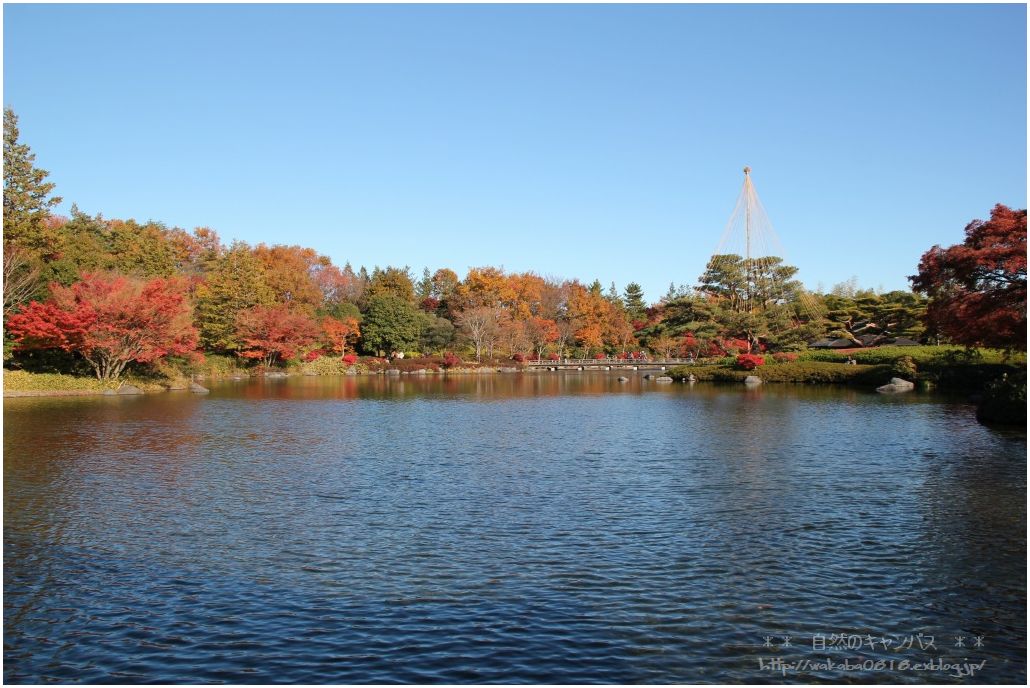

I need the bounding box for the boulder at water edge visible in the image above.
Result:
[876,377,915,394]
[655,376,674,383]
[617,376,629,382]
[101,387,141,396]
[189,382,210,394]
[744,376,762,385]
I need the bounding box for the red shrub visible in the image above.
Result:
[736,353,765,370]
[593,353,606,360]
[719,338,750,355]
[547,353,560,361]
[342,353,358,365]
[772,352,798,363]
[303,350,323,362]
[442,352,461,368]
[512,353,526,363]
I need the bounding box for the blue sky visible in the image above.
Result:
[4,4,1026,303]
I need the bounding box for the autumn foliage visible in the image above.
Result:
[321,316,361,356]
[735,353,765,370]
[234,304,320,367]
[911,204,1027,350]
[6,272,198,380]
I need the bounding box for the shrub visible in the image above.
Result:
[512,353,526,363]
[891,355,917,379]
[593,353,606,360]
[736,353,765,370]
[342,354,358,365]
[299,356,351,376]
[192,353,249,378]
[442,352,461,369]
[547,353,560,361]
[719,338,750,355]
[303,350,324,363]
[772,352,799,363]
[387,357,442,373]
[977,370,1027,426]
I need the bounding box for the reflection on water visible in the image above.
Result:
[4,373,1026,683]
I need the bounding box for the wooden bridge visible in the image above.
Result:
[523,358,694,371]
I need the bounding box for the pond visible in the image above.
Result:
[4,373,1026,683]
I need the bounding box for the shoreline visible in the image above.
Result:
[0,365,944,399]
[5,367,1025,426]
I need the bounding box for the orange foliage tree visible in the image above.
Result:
[525,316,559,360]
[321,316,361,356]
[252,244,327,311]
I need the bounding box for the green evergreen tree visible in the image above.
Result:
[195,242,274,352]
[361,294,421,355]
[622,282,647,321]
[3,108,62,254]
[36,206,110,290]
[418,312,455,353]
[605,281,622,305]
[415,267,433,301]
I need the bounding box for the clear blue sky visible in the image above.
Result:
[4,4,1026,303]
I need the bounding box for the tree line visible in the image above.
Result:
[3,108,1025,380]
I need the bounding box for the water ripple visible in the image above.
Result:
[4,376,1026,683]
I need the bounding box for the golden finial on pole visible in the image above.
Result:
[743,166,751,176]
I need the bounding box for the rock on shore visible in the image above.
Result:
[103,384,144,395]
[876,377,915,394]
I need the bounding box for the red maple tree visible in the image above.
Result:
[6,272,198,380]
[911,204,1027,350]
[235,304,319,367]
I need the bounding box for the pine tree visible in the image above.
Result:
[4,108,62,254]
[623,282,646,321]
[416,267,433,301]
[606,281,622,305]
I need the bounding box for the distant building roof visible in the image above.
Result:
[857,334,886,347]
[810,338,856,349]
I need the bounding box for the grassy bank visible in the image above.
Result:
[3,370,171,395]
[799,345,1025,391]
[668,345,1025,392]
[668,361,892,386]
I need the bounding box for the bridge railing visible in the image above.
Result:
[523,358,695,366]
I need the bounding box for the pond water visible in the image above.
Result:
[4,373,1026,683]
